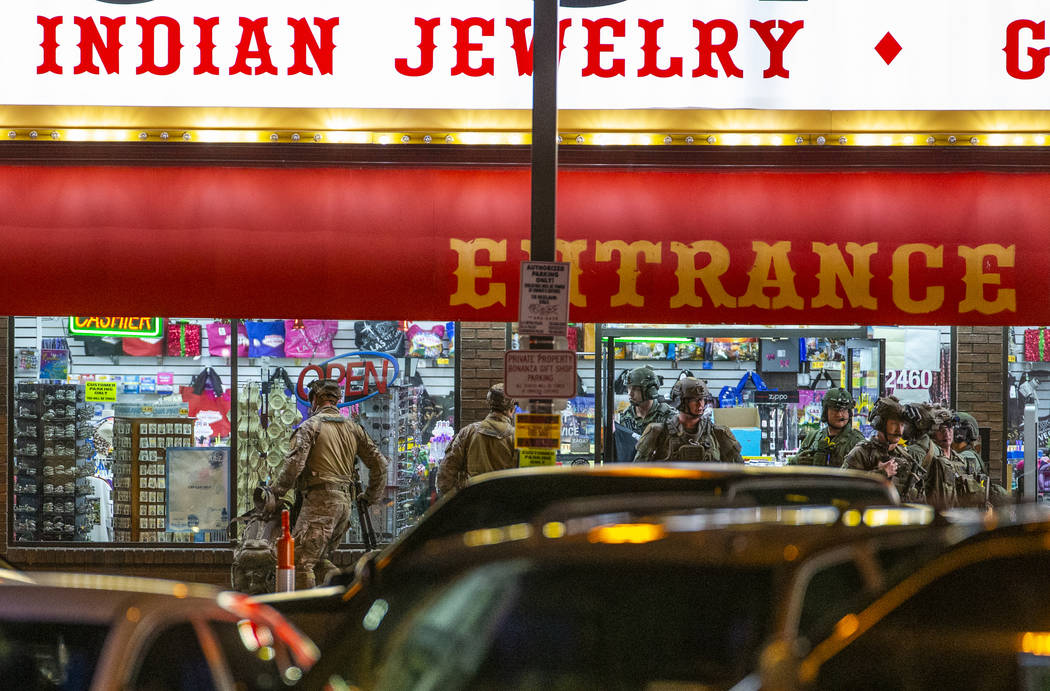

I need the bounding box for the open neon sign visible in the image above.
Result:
[295,351,401,407]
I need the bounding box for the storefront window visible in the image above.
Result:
[595,325,952,463]
[9,317,455,544]
[1006,326,1049,496]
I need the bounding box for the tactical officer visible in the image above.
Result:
[788,388,864,467]
[437,383,516,494]
[952,411,1011,506]
[617,366,675,435]
[952,412,987,476]
[634,377,743,463]
[843,396,925,502]
[902,403,943,469]
[902,402,958,509]
[929,405,985,509]
[269,379,388,589]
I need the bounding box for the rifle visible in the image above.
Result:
[901,455,927,501]
[355,480,378,550]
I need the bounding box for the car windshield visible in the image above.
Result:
[317,559,774,690]
[0,621,109,689]
[405,474,890,551]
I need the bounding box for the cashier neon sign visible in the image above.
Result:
[68,316,162,338]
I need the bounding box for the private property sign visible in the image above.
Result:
[7,1,1050,109]
[504,350,577,399]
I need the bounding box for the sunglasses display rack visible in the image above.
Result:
[394,385,427,539]
[12,382,95,542]
[111,417,195,542]
[345,384,426,543]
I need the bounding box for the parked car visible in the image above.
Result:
[294,502,975,690]
[256,463,901,644]
[773,506,1050,690]
[0,573,319,690]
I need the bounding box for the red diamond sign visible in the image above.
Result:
[875,32,902,65]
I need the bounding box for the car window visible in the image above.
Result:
[798,559,865,640]
[731,483,893,508]
[0,621,108,690]
[406,475,726,548]
[369,559,774,690]
[814,552,1050,690]
[131,622,216,691]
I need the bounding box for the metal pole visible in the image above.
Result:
[530,0,558,263]
[1024,404,1037,502]
[525,0,559,422]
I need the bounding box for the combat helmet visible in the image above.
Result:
[486,383,515,413]
[929,405,957,430]
[954,412,979,443]
[627,366,661,402]
[670,377,709,413]
[868,395,906,433]
[308,379,343,403]
[902,402,935,438]
[820,387,856,424]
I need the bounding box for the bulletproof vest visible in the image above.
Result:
[466,415,516,477]
[957,447,987,476]
[303,415,359,487]
[666,419,722,463]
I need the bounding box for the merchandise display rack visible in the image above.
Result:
[350,384,425,544]
[111,417,195,542]
[12,382,94,542]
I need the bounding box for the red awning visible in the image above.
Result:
[0,164,1036,325]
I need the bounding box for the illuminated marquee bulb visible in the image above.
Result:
[291,133,301,142]
[423,135,432,143]
[838,136,847,145]
[795,136,804,144]
[970,137,979,145]
[685,136,694,144]
[138,132,147,140]
[446,134,455,143]
[160,131,169,140]
[576,135,585,144]
[29,131,38,139]
[270,133,279,141]
[663,136,672,144]
[401,135,410,143]
[706,135,716,144]
[182,132,192,141]
[926,136,936,144]
[816,135,826,145]
[948,135,957,144]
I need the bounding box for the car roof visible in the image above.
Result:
[401,504,942,573]
[471,462,893,485]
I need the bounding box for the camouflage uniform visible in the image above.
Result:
[906,433,955,509]
[437,410,516,494]
[941,447,987,508]
[789,426,865,467]
[272,403,388,589]
[617,400,676,436]
[843,438,925,502]
[634,417,744,463]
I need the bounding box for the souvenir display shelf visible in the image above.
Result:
[111,417,194,542]
[12,382,95,542]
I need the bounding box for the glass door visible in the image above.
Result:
[846,338,886,438]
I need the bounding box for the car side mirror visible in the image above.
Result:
[353,550,379,588]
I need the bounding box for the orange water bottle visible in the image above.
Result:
[276,509,295,591]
